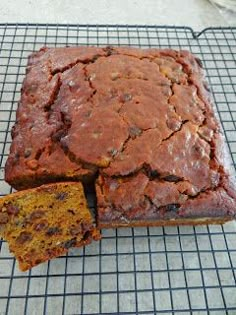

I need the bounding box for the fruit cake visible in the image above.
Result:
[0,182,100,271]
[4,46,236,228]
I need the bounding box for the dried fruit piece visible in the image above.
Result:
[46,227,62,236]
[6,204,19,215]
[70,224,82,236]
[30,210,45,220]
[16,232,33,244]
[55,192,68,200]
[166,204,180,212]
[34,220,48,231]
[63,238,77,249]
[0,212,9,224]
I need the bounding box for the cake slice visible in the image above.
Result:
[0,182,100,271]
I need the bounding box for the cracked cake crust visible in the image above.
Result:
[5,46,236,227]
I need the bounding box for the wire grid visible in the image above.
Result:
[0,24,236,315]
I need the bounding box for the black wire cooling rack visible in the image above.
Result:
[0,24,236,315]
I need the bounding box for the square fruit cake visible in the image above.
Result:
[5,46,236,228]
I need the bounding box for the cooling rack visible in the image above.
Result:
[0,24,236,315]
